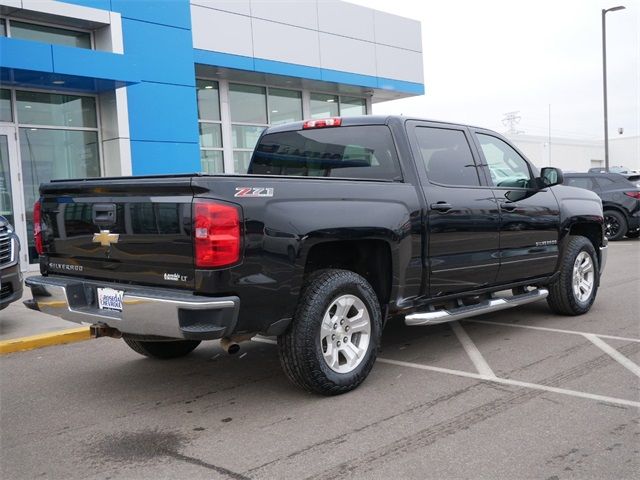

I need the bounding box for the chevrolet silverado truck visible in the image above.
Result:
[25,116,607,395]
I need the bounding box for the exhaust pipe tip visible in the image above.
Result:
[220,337,241,354]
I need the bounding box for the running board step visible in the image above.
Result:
[404,288,549,326]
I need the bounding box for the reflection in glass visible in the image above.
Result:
[232,125,265,149]
[20,128,100,262]
[0,89,12,122]
[268,88,302,125]
[196,80,220,121]
[234,151,253,174]
[310,93,339,119]
[229,84,267,124]
[199,123,222,148]
[200,150,224,174]
[340,97,366,117]
[10,21,91,49]
[0,135,14,226]
[17,91,97,128]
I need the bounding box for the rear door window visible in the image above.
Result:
[414,127,481,186]
[565,177,596,190]
[249,125,401,181]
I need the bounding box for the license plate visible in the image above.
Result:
[97,287,124,312]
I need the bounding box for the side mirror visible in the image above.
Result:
[539,167,563,188]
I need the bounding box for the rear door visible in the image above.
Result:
[40,177,196,289]
[407,121,501,297]
[470,130,560,283]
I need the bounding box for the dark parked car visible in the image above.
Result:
[564,173,640,240]
[588,166,640,187]
[0,215,23,310]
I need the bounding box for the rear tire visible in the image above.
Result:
[122,336,201,359]
[604,210,627,241]
[547,236,599,316]
[277,269,382,395]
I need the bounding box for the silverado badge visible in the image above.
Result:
[93,230,119,247]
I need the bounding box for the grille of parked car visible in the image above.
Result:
[0,225,13,266]
[0,282,13,299]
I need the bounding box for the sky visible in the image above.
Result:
[350,0,639,140]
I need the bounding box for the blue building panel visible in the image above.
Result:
[111,0,192,30]
[0,37,54,73]
[51,45,140,83]
[121,18,195,87]
[126,82,199,143]
[130,140,201,176]
[59,0,111,11]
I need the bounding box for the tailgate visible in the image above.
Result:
[40,176,196,289]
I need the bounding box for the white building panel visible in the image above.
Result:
[374,10,422,52]
[252,18,321,67]
[317,0,375,43]
[191,4,254,57]
[250,0,318,30]
[375,44,423,83]
[191,0,251,16]
[319,32,376,77]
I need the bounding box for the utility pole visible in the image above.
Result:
[502,111,524,135]
[602,5,626,171]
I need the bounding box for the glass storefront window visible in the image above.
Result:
[234,151,253,174]
[340,97,367,117]
[0,89,12,122]
[196,80,220,121]
[10,21,91,49]
[230,84,267,124]
[0,135,14,226]
[20,128,99,262]
[199,123,222,149]
[200,150,224,174]
[1,19,6,37]
[310,93,339,118]
[17,91,97,128]
[268,88,302,125]
[232,125,265,150]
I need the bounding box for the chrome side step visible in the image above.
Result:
[404,288,549,326]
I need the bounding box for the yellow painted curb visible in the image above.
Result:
[0,327,91,355]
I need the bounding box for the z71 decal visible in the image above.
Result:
[235,187,274,198]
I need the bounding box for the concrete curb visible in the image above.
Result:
[0,327,91,355]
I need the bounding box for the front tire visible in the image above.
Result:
[547,236,599,315]
[122,336,201,359]
[604,210,627,241]
[278,269,382,395]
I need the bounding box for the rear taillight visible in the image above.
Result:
[624,191,640,199]
[33,199,43,255]
[302,117,342,129]
[193,201,241,268]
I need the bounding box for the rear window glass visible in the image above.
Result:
[248,125,401,181]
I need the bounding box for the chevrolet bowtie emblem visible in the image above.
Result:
[93,230,119,247]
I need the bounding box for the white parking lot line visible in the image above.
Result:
[377,358,640,409]
[451,321,496,378]
[584,334,640,378]
[466,319,640,343]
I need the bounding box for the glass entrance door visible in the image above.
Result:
[0,125,28,271]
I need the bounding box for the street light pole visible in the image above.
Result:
[602,5,626,171]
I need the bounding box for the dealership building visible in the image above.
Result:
[0,0,424,269]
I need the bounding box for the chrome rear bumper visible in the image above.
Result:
[25,275,239,340]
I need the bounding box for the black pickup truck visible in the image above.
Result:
[26,116,607,395]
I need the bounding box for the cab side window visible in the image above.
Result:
[415,127,481,186]
[476,134,533,188]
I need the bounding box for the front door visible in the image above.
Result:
[471,130,560,283]
[407,122,501,297]
[0,125,28,271]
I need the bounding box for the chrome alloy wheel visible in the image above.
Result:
[320,294,371,374]
[572,251,595,302]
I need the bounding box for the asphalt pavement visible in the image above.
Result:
[1,238,638,479]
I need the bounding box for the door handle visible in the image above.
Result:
[430,202,453,213]
[499,202,519,211]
